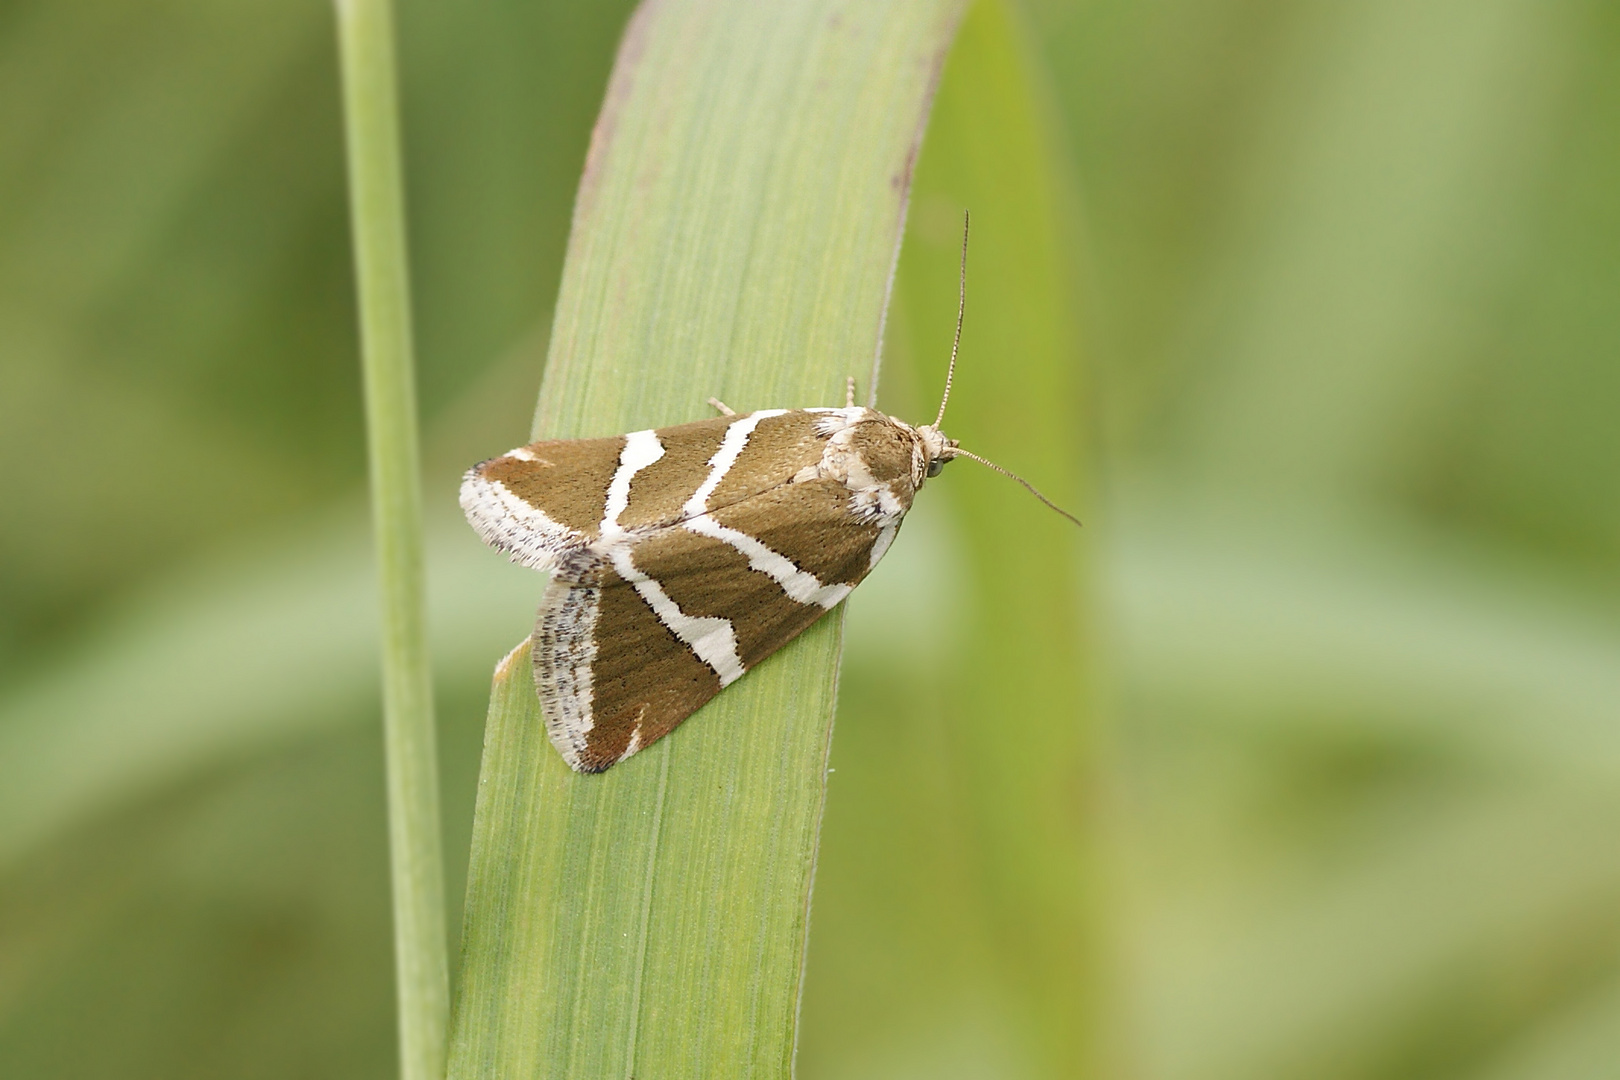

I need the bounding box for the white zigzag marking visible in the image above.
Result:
[601,428,664,536]
[683,410,787,517]
[608,544,746,686]
[684,514,851,609]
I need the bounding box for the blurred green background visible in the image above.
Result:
[3,0,1618,1078]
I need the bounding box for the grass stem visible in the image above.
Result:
[334,2,449,1078]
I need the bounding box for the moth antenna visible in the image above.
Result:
[934,209,969,429]
[948,448,1083,528]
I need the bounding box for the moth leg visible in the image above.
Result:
[707,397,737,417]
[845,376,856,408]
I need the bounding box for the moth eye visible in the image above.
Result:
[926,459,945,478]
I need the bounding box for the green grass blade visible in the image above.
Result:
[446,1,965,1076]
[335,2,449,1077]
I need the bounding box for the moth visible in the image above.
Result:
[460,219,1076,772]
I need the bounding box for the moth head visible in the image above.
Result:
[916,424,957,484]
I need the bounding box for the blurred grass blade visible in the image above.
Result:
[446,1,965,1075]
[335,2,449,1078]
[885,1,1098,1073]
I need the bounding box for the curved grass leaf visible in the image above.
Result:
[446,2,966,1076]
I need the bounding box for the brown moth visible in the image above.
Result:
[459,217,1076,772]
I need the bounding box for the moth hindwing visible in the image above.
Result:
[460,405,954,772]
